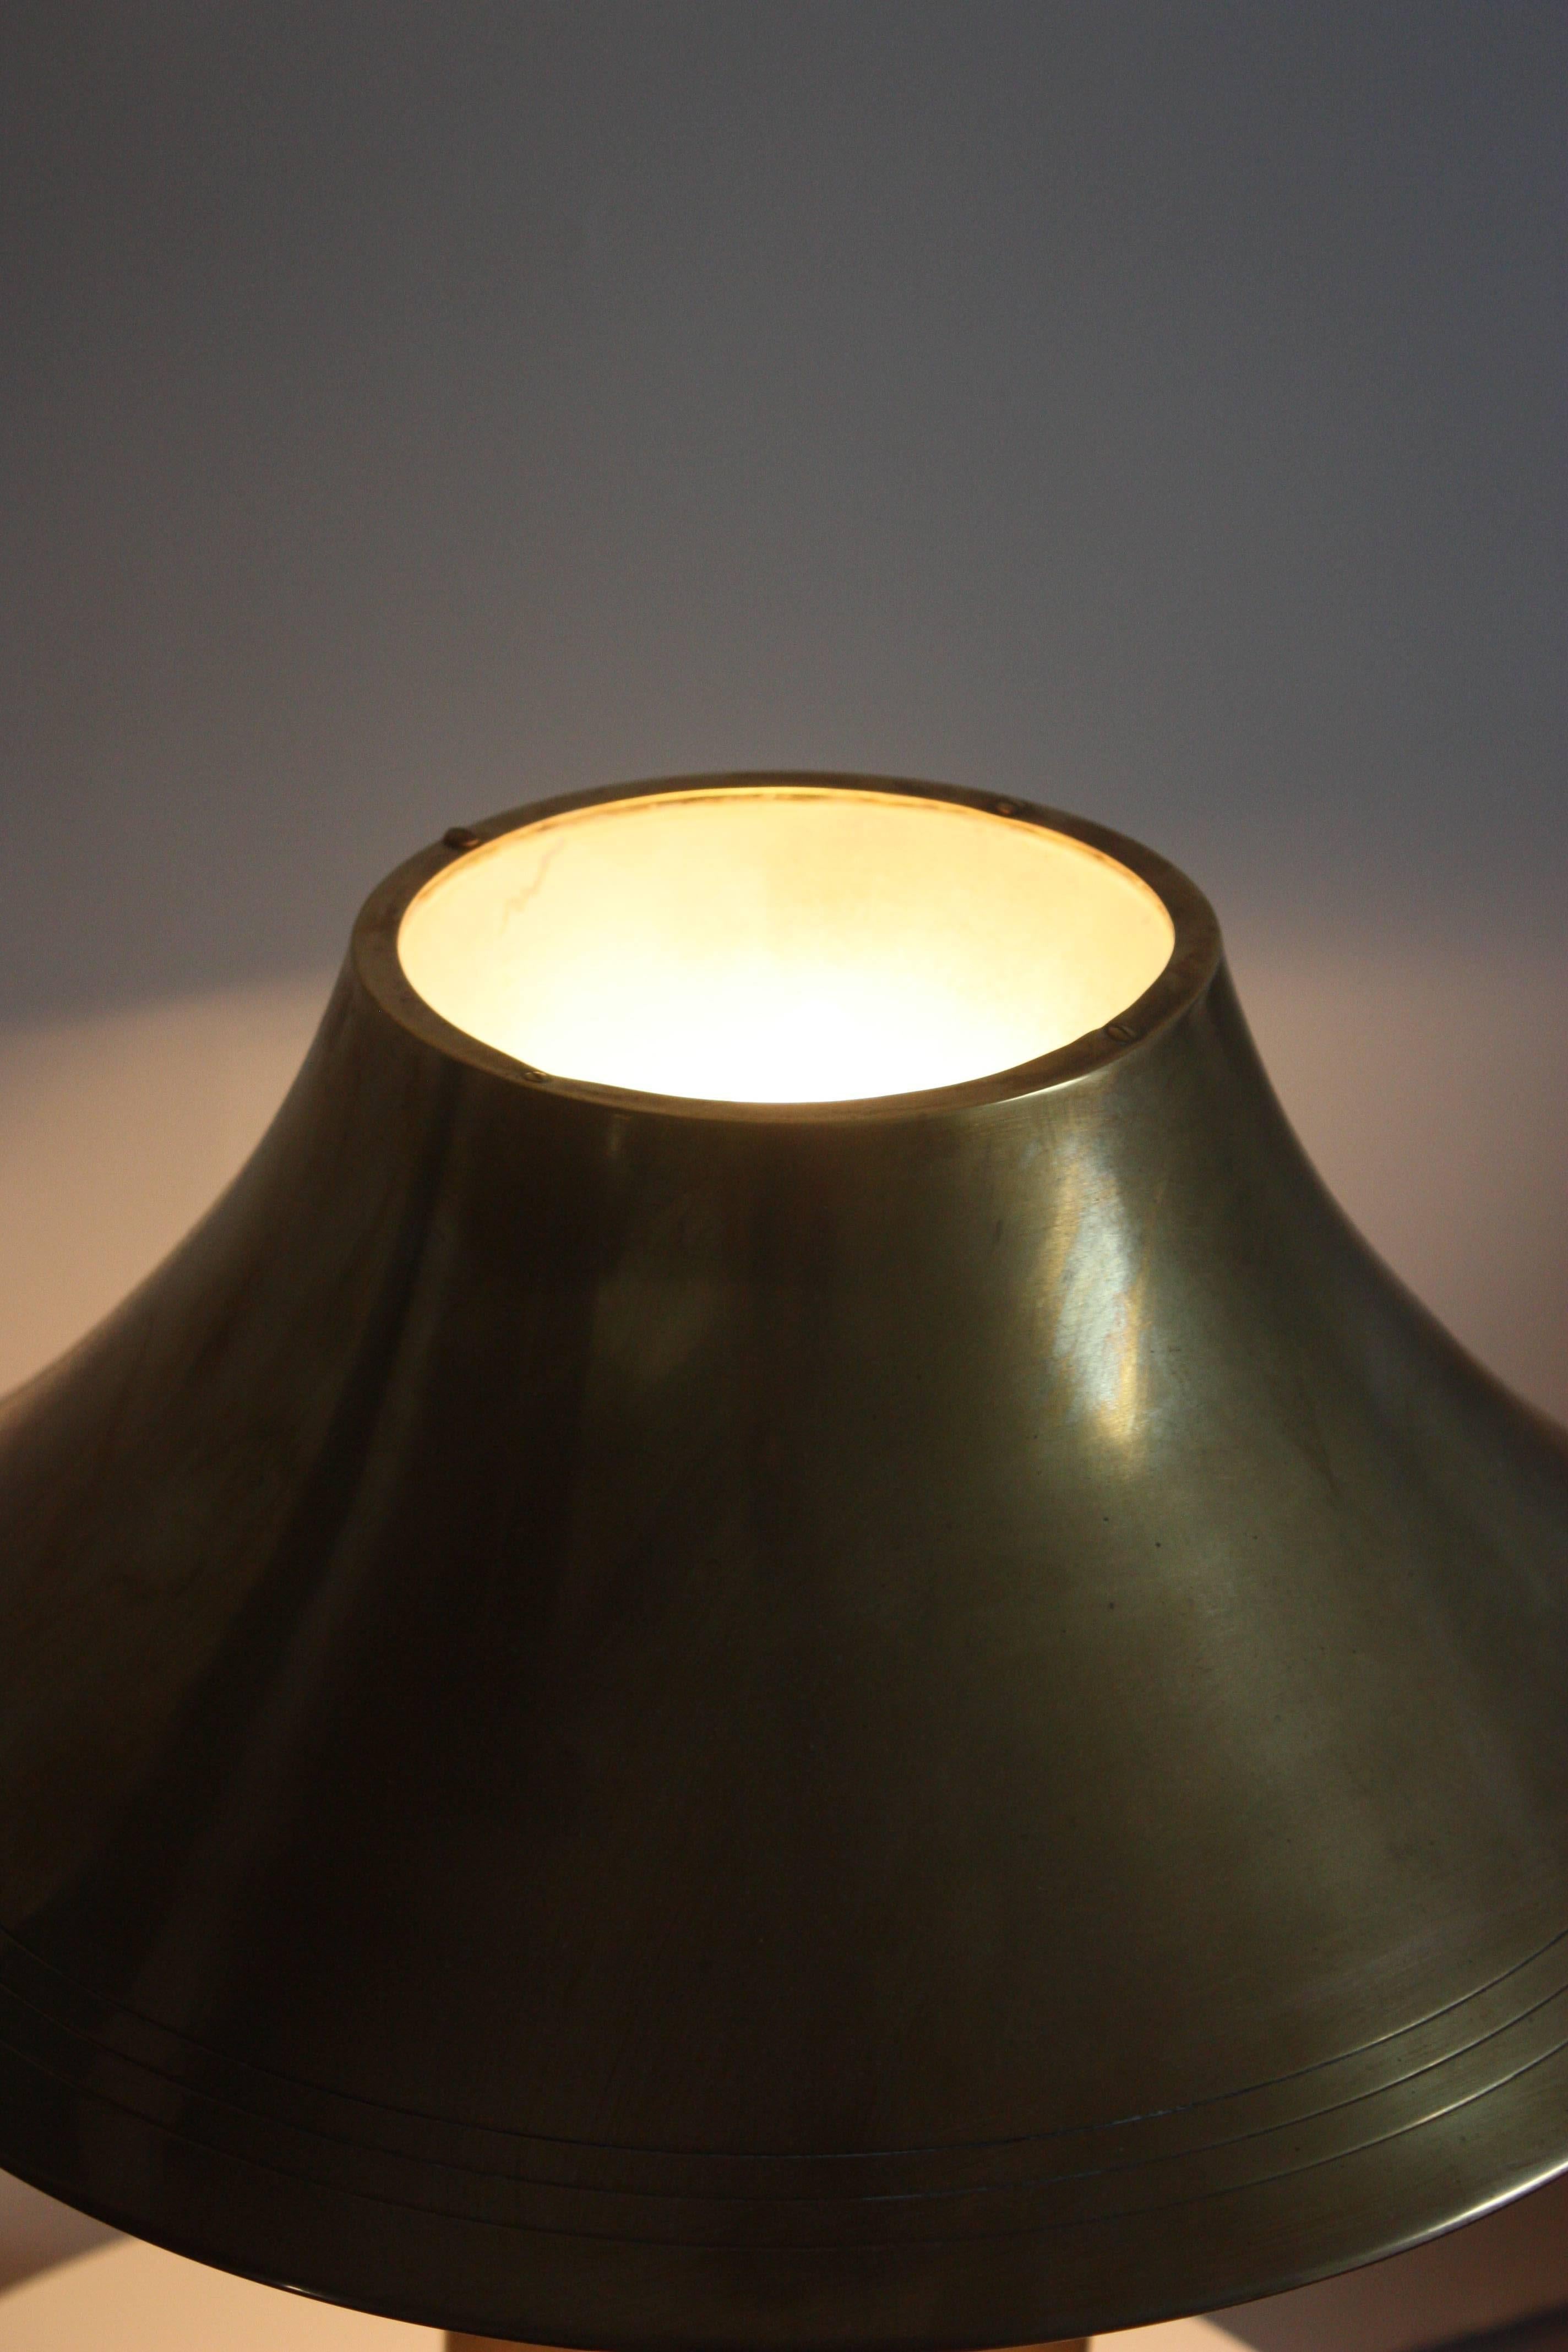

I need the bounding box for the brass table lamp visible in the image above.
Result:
[0,774,1562,2346]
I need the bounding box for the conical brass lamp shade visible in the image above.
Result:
[0,775,1564,2346]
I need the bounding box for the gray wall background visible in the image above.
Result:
[2,0,1564,1019]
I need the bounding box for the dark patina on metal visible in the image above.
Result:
[0,773,1563,2345]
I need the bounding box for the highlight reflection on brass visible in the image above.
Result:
[0,774,1562,2351]
[1033,1137,1156,1449]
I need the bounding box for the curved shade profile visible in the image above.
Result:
[0,773,1563,2346]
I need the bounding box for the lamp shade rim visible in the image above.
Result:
[0,1969,1564,2349]
[356,772,1222,1123]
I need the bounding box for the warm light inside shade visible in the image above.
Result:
[397,788,1175,1103]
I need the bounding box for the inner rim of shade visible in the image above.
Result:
[396,787,1176,1104]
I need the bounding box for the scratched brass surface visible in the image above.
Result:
[0,776,1564,2346]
